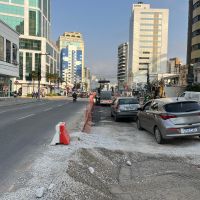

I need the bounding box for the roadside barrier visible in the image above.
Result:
[82,94,95,133]
[51,122,70,145]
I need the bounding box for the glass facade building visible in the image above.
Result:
[0,0,59,95]
[57,32,85,89]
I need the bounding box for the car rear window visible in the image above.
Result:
[119,99,139,105]
[164,101,200,113]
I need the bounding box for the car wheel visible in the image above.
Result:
[111,111,113,117]
[136,118,143,130]
[114,114,118,122]
[154,127,164,144]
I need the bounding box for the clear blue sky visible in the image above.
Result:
[51,0,188,79]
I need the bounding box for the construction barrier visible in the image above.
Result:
[51,122,70,145]
[82,94,95,133]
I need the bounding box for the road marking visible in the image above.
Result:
[43,107,52,111]
[16,114,35,120]
[0,110,7,114]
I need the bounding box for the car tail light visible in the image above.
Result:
[159,114,176,120]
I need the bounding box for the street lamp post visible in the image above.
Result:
[38,53,50,100]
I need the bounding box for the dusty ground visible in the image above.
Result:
[2,105,200,200]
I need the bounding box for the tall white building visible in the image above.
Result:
[128,3,169,89]
[117,42,129,91]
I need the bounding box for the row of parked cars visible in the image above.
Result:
[110,92,200,144]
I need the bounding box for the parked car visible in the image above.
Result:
[180,91,200,103]
[111,97,140,121]
[99,91,113,105]
[136,97,200,144]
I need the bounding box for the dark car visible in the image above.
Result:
[137,97,200,144]
[111,97,140,121]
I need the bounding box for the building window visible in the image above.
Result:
[0,35,4,61]
[0,4,24,16]
[0,14,24,34]
[29,0,41,8]
[29,10,41,36]
[12,43,18,65]
[192,43,200,51]
[6,40,11,63]
[20,38,41,50]
[193,15,200,24]
[192,29,200,37]
[18,52,23,80]
[139,57,150,59]
[26,53,32,81]
[193,1,200,10]
[11,0,24,5]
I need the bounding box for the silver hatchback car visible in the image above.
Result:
[137,97,200,144]
[111,97,140,121]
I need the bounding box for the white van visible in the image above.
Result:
[180,91,200,102]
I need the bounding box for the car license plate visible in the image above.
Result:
[181,128,198,134]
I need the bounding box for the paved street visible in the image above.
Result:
[3,103,200,199]
[0,98,87,193]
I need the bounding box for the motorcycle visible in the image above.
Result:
[73,97,77,102]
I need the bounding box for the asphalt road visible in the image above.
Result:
[0,98,87,193]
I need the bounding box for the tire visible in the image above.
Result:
[114,114,118,122]
[136,118,143,130]
[111,111,113,117]
[154,127,164,144]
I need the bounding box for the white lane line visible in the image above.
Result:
[43,107,52,112]
[0,110,7,114]
[16,114,35,120]
[0,102,49,114]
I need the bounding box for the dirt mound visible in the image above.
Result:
[45,148,200,200]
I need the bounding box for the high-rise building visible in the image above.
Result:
[0,0,59,95]
[168,57,182,74]
[187,0,200,83]
[128,2,169,89]
[57,32,85,90]
[117,42,129,91]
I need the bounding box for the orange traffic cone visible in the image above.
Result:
[51,122,70,145]
[59,122,70,145]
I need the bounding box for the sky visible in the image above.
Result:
[51,0,188,80]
